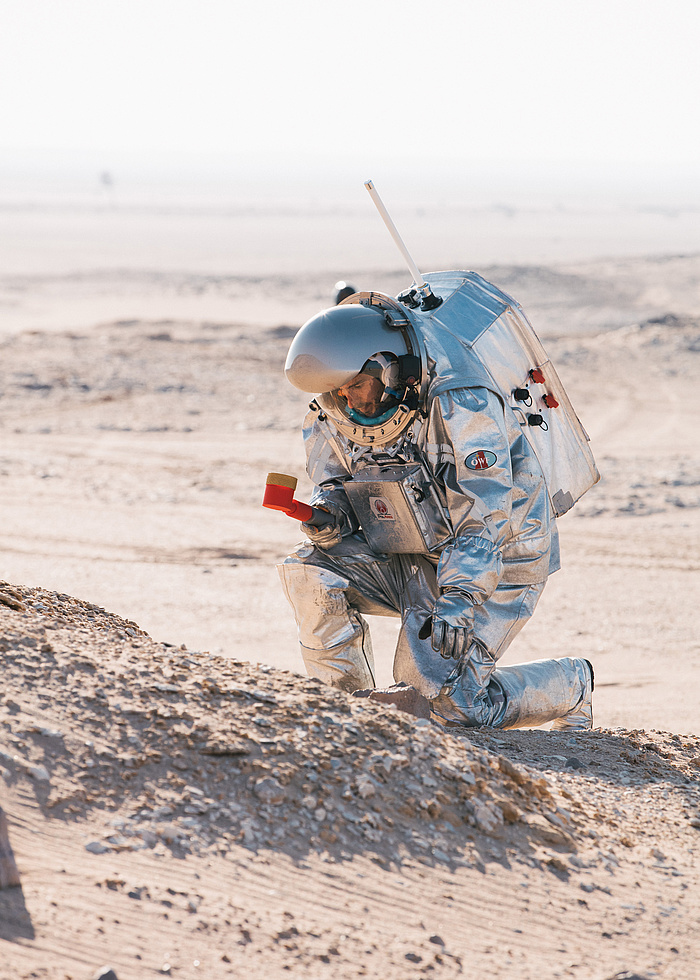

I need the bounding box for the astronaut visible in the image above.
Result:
[277,283,594,730]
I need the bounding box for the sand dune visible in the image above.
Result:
[1,581,699,979]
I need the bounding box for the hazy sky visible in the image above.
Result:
[2,0,698,195]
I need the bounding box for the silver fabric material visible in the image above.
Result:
[430,588,474,661]
[305,384,560,590]
[299,519,342,551]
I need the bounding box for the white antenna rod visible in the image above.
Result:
[364,179,426,287]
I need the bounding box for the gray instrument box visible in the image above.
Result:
[344,462,453,555]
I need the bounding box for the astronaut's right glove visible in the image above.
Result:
[301,510,342,550]
[427,588,475,660]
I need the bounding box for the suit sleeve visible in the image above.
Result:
[301,410,359,537]
[425,387,513,604]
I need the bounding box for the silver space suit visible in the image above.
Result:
[277,273,597,730]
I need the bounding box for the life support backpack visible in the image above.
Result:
[411,272,600,517]
[389,270,600,517]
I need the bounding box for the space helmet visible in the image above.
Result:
[284,297,423,446]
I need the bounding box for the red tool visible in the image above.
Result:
[263,473,335,527]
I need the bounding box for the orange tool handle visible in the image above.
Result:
[262,473,335,527]
[263,473,313,522]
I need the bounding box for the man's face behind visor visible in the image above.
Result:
[337,373,385,418]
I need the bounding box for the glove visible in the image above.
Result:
[429,588,475,660]
[301,514,342,551]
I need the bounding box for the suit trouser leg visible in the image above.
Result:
[428,582,591,729]
[277,558,377,693]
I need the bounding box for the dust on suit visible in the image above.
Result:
[278,378,591,730]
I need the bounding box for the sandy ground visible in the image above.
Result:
[1,221,699,978]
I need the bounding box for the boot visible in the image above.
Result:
[551,659,594,731]
[499,656,593,730]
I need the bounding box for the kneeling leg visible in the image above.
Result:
[429,582,593,729]
[277,559,376,693]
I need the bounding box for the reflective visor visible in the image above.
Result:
[285,305,408,393]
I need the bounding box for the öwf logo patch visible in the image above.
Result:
[465,450,497,470]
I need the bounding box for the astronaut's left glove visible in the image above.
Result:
[429,588,475,660]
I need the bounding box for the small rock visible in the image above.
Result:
[93,968,119,980]
[355,774,376,799]
[604,973,653,980]
[85,841,110,854]
[500,800,521,824]
[253,776,286,805]
[37,727,62,738]
[545,809,570,830]
[473,801,504,835]
[497,756,527,785]
[565,757,585,769]
[429,935,445,946]
[0,591,24,611]
[29,764,50,782]
[523,813,572,848]
[159,824,183,843]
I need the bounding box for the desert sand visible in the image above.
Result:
[1,199,699,979]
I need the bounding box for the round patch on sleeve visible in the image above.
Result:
[465,450,497,470]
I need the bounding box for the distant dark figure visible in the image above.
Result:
[334,281,356,305]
